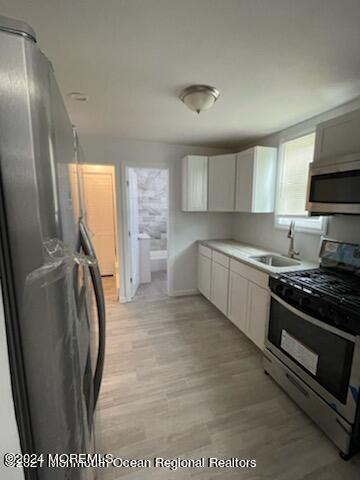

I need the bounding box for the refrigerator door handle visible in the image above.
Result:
[79,219,106,410]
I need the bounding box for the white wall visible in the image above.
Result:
[0,283,24,480]
[79,135,233,297]
[232,98,360,261]
[80,97,360,288]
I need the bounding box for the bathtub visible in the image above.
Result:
[150,250,167,272]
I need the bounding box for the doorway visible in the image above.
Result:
[126,167,169,301]
[79,164,119,294]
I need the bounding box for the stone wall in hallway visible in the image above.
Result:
[136,168,167,251]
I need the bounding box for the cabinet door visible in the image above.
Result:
[208,154,236,211]
[235,147,276,213]
[198,254,211,299]
[182,156,208,211]
[252,147,277,213]
[313,109,360,165]
[235,148,254,212]
[247,282,270,350]
[211,261,229,315]
[228,271,248,332]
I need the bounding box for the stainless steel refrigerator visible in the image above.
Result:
[0,16,105,480]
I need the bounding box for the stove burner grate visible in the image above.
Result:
[282,268,360,311]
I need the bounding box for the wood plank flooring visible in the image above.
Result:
[133,271,168,302]
[96,277,360,479]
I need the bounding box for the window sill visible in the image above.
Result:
[274,216,328,236]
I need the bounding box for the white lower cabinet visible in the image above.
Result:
[228,272,270,350]
[211,261,229,316]
[228,271,248,332]
[198,245,270,350]
[198,254,212,300]
[246,281,270,350]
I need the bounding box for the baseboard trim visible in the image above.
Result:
[119,291,199,301]
[169,289,199,297]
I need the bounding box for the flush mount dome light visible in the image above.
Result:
[179,85,220,114]
[68,91,88,102]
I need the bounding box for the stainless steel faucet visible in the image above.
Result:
[287,221,300,258]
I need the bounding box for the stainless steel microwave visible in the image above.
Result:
[306,159,360,215]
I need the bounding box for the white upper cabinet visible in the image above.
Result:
[208,154,236,211]
[182,155,208,211]
[235,146,277,213]
[313,108,360,166]
[182,148,276,213]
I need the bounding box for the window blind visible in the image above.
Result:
[277,133,315,216]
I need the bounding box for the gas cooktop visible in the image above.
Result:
[280,268,360,311]
[270,240,360,335]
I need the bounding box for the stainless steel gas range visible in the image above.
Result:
[264,239,360,460]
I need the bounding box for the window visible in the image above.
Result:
[275,132,327,234]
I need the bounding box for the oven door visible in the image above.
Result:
[265,293,360,424]
[306,160,360,215]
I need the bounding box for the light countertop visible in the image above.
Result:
[199,239,317,275]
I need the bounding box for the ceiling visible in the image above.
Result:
[1,0,360,148]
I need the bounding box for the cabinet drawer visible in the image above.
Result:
[229,259,268,289]
[212,251,230,268]
[199,244,212,259]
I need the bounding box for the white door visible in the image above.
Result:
[198,254,211,299]
[228,271,248,332]
[208,154,236,211]
[211,261,229,316]
[81,165,117,276]
[127,168,140,297]
[247,282,270,350]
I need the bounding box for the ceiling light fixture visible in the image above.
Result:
[179,85,220,114]
[68,91,88,102]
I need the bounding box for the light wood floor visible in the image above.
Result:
[133,271,168,302]
[96,277,360,479]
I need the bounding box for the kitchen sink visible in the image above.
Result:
[249,254,301,267]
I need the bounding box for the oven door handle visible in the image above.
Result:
[286,373,309,397]
[270,293,355,342]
